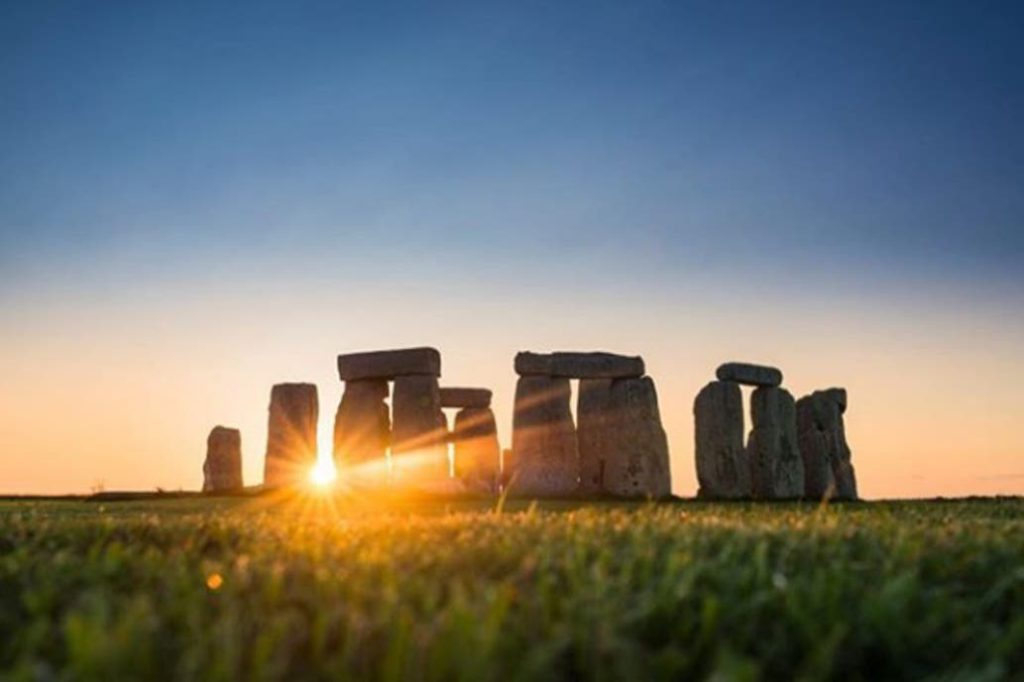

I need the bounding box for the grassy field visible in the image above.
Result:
[0,495,1021,681]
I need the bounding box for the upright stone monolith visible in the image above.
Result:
[747,386,804,498]
[391,374,448,479]
[333,379,390,472]
[510,376,578,495]
[453,407,500,493]
[797,388,857,500]
[264,383,318,488]
[203,426,243,492]
[577,378,613,494]
[602,376,672,498]
[693,381,750,498]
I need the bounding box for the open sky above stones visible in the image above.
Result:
[1,2,1023,496]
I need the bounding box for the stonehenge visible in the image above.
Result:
[264,383,319,487]
[511,351,671,498]
[694,361,858,500]
[797,388,858,500]
[334,347,449,484]
[225,348,859,502]
[203,426,242,492]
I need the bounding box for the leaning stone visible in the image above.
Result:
[577,379,613,495]
[391,375,448,480]
[797,389,858,500]
[510,376,579,495]
[337,347,441,381]
[747,387,804,498]
[602,377,672,498]
[203,426,243,492]
[439,387,492,409]
[715,362,783,387]
[515,351,644,379]
[333,380,390,474]
[693,381,750,499]
[453,407,500,494]
[264,383,319,487]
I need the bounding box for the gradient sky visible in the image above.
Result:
[2,2,1023,497]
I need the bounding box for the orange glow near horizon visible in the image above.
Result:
[1,283,1023,499]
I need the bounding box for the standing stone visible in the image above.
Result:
[747,386,804,498]
[797,389,857,500]
[716,362,783,387]
[515,351,645,379]
[693,381,750,499]
[602,376,672,498]
[391,375,448,480]
[264,383,319,487]
[577,379,613,494]
[333,380,390,473]
[510,376,578,495]
[203,426,243,492]
[453,407,500,494]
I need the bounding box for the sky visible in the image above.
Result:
[1,1,1022,497]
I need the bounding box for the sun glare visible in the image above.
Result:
[309,459,337,489]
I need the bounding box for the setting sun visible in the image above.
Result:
[308,459,337,489]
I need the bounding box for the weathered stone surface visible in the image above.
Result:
[602,377,672,498]
[203,426,242,492]
[453,407,500,493]
[510,376,579,495]
[337,347,441,381]
[515,351,644,379]
[264,383,318,487]
[577,379,613,494]
[439,387,492,409]
[747,387,804,498]
[797,389,857,500]
[693,381,750,499]
[333,380,390,472]
[716,362,783,388]
[391,374,448,479]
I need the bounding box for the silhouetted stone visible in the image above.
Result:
[337,347,441,381]
[453,407,500,493]
[694,381,750,499]
[392,374,448,479]
[747,386,804,498]
[510,376,578,495]
[515,351,644,379]
[602,377,672,498]
[264,383,318,487]
[797,389,857,500]
[439,387,492,409]
[577,378,613,494]
[716,362,783,387]
[333,380,390,472]
[203,426,242,492]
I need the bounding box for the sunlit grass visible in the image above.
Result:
[0,498,1021,680]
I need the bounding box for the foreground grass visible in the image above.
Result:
[0,496,1022,681]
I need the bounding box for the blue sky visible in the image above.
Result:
[3,1,1022,303]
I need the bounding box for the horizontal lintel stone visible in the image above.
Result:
[515,351,644,379]
[715,362,783,387]
[439,387,492,408]
[337,347,441,381]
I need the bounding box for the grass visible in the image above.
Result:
[0,495,1022,681]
